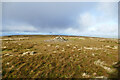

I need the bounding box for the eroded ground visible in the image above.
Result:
[1,35,119,78]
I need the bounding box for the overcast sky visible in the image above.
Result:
[2,2,118,38]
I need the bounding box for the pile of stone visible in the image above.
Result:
[53,36,68,42]
[44,36,68,42]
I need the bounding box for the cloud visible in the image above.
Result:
[78,12,96,30]
[3,24,37,32]
[2,2,118,38]
[75,2,118,38]
[96,2,118,22]
[2,2,97,32]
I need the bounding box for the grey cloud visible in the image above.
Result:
[2,2,97,32]
[2,2,118,38]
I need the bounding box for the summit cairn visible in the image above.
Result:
[53,36,68,42]
[44,36,68,42]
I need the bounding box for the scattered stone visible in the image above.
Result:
[73,46,76,49]
[92,53,95,56]
[61,49,65,52]
[53,51,57,53]
[112,62,117,65]
[105,45,111,48]
[84,47,93,50]
[75,45,78,47]
[112,46,118,49]
[78,49,81,51]
[4,53,10,56]
[66,44,70,47]
[93,73,96,76]
[30,51,36,55]
[72,50,74,52]
[22,51,36,56]
[82,73,86,77]
[18,44,21,45]
[55,45,59,48]
[22,52,29,56]
[94,59,114,73]
[47,45,51,47]
[3,38,14,41]
[95,76,107,78]
[2,37,29,41]
[3,46,7,49]
[6,62,9,65]
[82,73,90,78]
[113,61,120,68]
[6,42,9,43]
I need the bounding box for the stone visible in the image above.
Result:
[47,45,51,47]
[78,49,81,51]
[30,51,36,55]
[53,51,57,53]
[61,49,65,52]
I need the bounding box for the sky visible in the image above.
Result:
[2,2,118,38]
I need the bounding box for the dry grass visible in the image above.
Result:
[1,35,118,78]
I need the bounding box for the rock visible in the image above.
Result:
[47,45,51,47]
[4,53,10,56]
[61,49,65,52]
[53,51,57,53]
[73,46,76,49]
[92,53,95,56]
[6,62,9,65]
[18,44,21,45]
[30,51,36,55]
[82,73,86,77]
[22,51,36,56]
[22,52,28,56]
[95,76,107,78]
[72,50,74,52]
[84,47,93,50]
[93,73,96,76]
[113,61,120,68]
[78,49,81,51]
[3,46,7,48]
[55,45,59,48]
[94,59,114,73]
[105,45,111,48]
[66,44,70,47]
[82,73,90,77]
[112,46,118,49]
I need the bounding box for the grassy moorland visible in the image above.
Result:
[1,35,119,78]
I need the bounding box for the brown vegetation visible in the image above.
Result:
[1,35,118,78]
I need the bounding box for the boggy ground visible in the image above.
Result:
[1,35,119,78]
